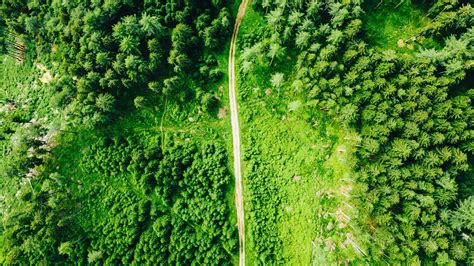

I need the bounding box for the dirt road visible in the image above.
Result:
[228,1,248,265]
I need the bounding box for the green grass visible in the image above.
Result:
[363,0,436,52]
[238,106,360,264]
[241,112,337,264]
[236,5,360,264]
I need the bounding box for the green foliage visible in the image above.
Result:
[1,0,473,265]
[1,131,237,264]
[237,5,361,264]
[245,0,473,264]
[450,196,474,232]
[81,135,237,264]
[0,0,232,126]
[0,0,238,265]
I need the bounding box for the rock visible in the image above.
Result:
[39,71,52,84]
[327,222,334,231]
[337,145,347,153]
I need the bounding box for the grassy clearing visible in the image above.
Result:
[238,101,360,264]
[236,5,359,265]
[363,0,437,52]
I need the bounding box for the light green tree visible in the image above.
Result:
[95,93,115,112]
[268,43,285,65]
[270,73,284,96]
[88,250,103,263]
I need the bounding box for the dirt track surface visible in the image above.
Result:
[228,1,248,265]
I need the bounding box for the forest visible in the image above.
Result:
[1,0,238,264]
[238,0,473,264]
[1,0,473,265]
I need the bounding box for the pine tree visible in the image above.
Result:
[270,72,284,96]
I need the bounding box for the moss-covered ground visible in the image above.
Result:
[363,0,438,52]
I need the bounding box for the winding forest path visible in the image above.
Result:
[228,1,248,265]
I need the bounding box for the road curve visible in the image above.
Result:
[228,1,248,265]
